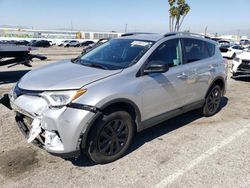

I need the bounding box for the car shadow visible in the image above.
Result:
[0,70,30,85]
[69,97,228,167]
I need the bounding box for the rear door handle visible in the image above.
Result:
[209,68,215,72]
[209,65,216,72]
[177,73,188,80]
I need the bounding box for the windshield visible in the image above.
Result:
[78,39,154,70]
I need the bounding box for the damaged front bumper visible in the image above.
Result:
[232,60,250,78]
[9,91,97,158]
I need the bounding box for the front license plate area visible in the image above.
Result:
[27,119,42,143]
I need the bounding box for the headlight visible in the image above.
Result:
[41,89,87,107]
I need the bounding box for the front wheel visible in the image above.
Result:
[201,85,222,117]
[85,110,134,164]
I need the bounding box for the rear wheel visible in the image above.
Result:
[201,85,222,117]
[85,110,134,164]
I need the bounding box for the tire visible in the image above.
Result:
[231,53,236,59]
[200,85,222,117]
[85,109,134,164]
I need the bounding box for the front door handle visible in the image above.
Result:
[177,73,188,80]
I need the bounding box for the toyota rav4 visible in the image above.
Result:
[9,32,228,164]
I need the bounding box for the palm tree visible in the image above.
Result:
[168,0,190,32]
[168,0,176,32]
[177,3,190,31]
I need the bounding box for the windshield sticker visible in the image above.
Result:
[131,41,150,47]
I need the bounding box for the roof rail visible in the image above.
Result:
[164,32,211,39]
[121,32,156,37]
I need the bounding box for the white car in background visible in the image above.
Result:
[240,39,250,47]
[57,40,69,47]
[221,45,244,59]
[63,40,80,47]
[232,46,250,78]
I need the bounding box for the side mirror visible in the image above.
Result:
[144,61,169,74]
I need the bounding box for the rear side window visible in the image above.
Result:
[206,42,215,57]
[232,46,239,50]
[182,38,211,63]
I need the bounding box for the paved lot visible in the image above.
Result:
[0,47,249,188]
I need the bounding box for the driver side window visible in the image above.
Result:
[149,39,183,68]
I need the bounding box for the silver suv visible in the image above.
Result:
[9,32,228,164]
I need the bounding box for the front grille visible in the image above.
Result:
[15,112,45,147]
[239,60,250,71]
[13,85,42,99]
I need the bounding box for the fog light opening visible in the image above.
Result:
[44,130,63,148]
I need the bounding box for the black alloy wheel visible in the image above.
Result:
[97,119,129,156]
[207,86,221,114]
[86,110,134,164]
[201,85,222,117]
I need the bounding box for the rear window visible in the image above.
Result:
[182,38,212,63]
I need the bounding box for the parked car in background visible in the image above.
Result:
[211,38,222,42]
[220,45,244,59]
[64,40,80,47]
[58,40,69,47]
[29,40,51,47]
[15,40,30,46]
[232,46,250,78]
[240,39,250,47]
[28,40,37,46]
[9,32,227,164]
[81,40,95,47]
[82,38,110,54]
[0,40,18,45]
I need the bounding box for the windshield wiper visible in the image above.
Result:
[71,56,81,63]
[81,62,108,70]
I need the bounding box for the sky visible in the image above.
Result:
[0,0,249,36]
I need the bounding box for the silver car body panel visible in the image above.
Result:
[19,60,122,91]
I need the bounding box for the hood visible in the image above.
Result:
[18,60,122,91]
[237,51,250,60]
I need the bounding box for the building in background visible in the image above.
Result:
[0,27,123,40]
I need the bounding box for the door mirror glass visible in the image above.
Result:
[144,61,169,74]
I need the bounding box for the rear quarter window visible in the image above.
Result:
[206,42,215,57]
[182,38,211,63]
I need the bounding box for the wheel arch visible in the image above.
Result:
[205,76,226,98]
[80,98,141,149]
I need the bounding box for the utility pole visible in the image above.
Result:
[125,24,128,33]
[70,21,73,32]
[205,26,208,36]
[237,29,240,40]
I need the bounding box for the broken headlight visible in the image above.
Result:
[41,89,87,107]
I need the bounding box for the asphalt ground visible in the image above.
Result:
[0,47,249,188]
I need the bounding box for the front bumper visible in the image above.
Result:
[10,94,96,158]
[232,60,250,78]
